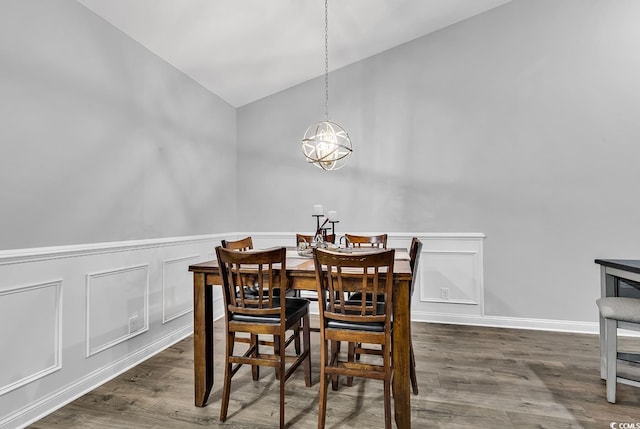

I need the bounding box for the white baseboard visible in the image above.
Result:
[412,310,605,335]
[3,325,193,429]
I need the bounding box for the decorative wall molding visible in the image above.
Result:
[0,280,62,396]
[85,264,150,357]
[412,234,485,317]
[0,234,218,266]
[244,231,486,243]
[162,254,200,323]
[0,233,227,429]
[419,250,481,305]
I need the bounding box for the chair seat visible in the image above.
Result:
[597,297,640,323]
[231,297,309,324]
[327,319,385,332]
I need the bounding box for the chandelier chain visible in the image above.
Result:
[324,0,329,120]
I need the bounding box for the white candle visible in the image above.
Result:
[327,210,337,221]
[313,204,323,215]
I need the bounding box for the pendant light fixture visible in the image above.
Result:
[301,0,352,171]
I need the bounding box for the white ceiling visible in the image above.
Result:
[77,0,511,107]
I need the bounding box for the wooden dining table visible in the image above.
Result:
[188,247,414,428]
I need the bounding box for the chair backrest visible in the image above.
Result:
[345,233,388,249]
[215,246,286,320]
[221,236,253,251]
[313,248,395,328]
[296,233,336,245]
[409,237,423,296]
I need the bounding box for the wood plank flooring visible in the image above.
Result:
[30,322,640,428]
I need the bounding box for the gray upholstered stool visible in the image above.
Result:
[596,297,640,403]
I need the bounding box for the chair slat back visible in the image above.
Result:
[216,246,286,318]
[314,248,394,327]
[345,233,388,249]
[221,236,254,251]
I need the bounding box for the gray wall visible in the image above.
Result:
[237,0,640,323]
[2,0,639,323]
[0,0,237,251]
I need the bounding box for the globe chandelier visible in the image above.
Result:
[301,0,352,171]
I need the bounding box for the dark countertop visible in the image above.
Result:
[595,259,640,275]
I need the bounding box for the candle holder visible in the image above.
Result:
[329,220,339,236]
[312,214,325,233]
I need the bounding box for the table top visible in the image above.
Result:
[595,259,640,275]
[190,247,412,278]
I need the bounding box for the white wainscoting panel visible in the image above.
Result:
[0,234,226,429]
[162,255,200,323]
[420,251,480,305]
[411,233,485,318]
[86,265,149,357]
[0,281,62,396]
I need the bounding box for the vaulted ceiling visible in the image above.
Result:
[77,0,511,107]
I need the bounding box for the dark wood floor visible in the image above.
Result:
[30,321,640,428]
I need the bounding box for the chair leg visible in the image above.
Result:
[303,314,312,387]
[220,331,235,422]
[279,332,286,429]
[294,321,302,355]
[383,342,392,429]
[331,340,340,391]
[347,342,355,387]
[383,377,392,429]
[318,338,329,429]
[274,335,281,380]
[251,334,260,381]
[410,343,418,395]
[605,318,618,403]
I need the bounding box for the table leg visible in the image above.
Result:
[193,272,214,407]
[393,280,411,428]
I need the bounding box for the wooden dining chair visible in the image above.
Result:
[407,237,423,394]
[342,234,387,304]
[221,237,260,294]
[221,237,301,360]
[295,233,334,332]
[221,236,253,251]
[313,248,395,429]
[215,246,312,429]
[344,233,387,249]
[348,237,422,395]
